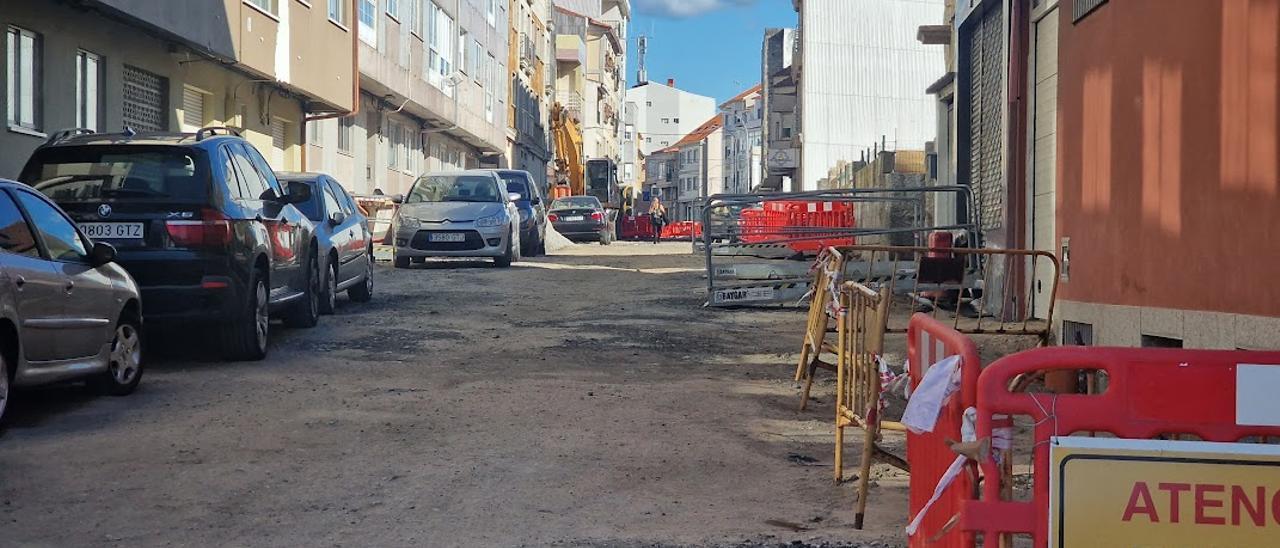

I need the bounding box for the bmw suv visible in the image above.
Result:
[19,128,321,361]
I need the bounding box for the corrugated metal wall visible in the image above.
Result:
[798,0,945,191]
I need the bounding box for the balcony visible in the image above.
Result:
[520,34,536,72]
[556,35,586,66]
[557,90,585,123]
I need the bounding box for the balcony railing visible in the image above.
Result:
[558,91,584,123]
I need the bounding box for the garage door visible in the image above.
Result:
[1031,5,1059,319]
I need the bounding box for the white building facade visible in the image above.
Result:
[794,0,944,190]
[623,80,716,157]
[720,85,763,195]
[673,117,723,222]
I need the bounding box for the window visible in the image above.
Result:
[246,0,277,15]
[328,180,357,215]
[15,190,88,262]
[6,26,41,131]
[412,0,424,35]
[388,122,400,168]
[407,130,418,173]
[228,144,271,199]
[661,118,669,124]
[322,185,343,218]
[1073,0,1109,23]
[358,0,376,45]
[338,116,354,153]
[221,146,250,199]
[181,86,208,132]
[270,118,288,167]
[76,50,103,132]
[458,29,469,74]
[646,101,652,107]
[309,120,323,146]
[242,143,284,195]
[386,0,400,19]
[485,53,497,122]
[486,0,496,26]
[673,118,680,124]
[425,2,454,90]
[0,191,38,258]
[328,0,347,24]
[471,39,482,82]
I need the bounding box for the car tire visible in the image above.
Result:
[0,349,10,425]
[91,315,143,396]
[512,229,522,264]
[536,231,547,256]
[286,252,321,328]
[394,255,411,269]
[222,268,269,361]
[494,231,514,268]
[348,253,374,303]
[599,230,612,246]
[319,259,338,315]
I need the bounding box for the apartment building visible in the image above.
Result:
[306,0,509,196]
[506,0,553,195]
[761,28,797,192]
[673,116,723,222]
[792,0,943,190]
[1,0,356,178]
[644,147,677,208]
[624,79,716,157]
[720,84,763,195]
[552,1,628,172]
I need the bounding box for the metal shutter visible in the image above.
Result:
[122,65,169,132]
[182,87,205,130]
[966,3,1005,232]
[271,118,287,167]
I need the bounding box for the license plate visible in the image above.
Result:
[563,216,585,222]
[80,222,144,239]
[429,233,466,243]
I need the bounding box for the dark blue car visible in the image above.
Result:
[275,172,374,314]
[492,170,547,256]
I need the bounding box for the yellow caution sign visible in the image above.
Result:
[1050,437,1280,547]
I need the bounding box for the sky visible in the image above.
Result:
[625,0,797,104]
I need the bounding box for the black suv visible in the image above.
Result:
[19,128,321,361]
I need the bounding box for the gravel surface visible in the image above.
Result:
[0,242,908,547]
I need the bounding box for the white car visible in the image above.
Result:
[392,171,522,268]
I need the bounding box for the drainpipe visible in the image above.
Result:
[303,0,362,168]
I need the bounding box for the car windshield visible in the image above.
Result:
[551,197,601,210]
[499,175,529,200]
[406,175,502,203]
[23,147,209,203]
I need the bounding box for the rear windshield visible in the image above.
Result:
[22,146,210,203]
[498,174,529,200]
[551,197,601,210]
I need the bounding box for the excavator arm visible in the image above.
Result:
[550,104,584,198]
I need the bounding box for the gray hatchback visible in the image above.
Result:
[0,179,143,424]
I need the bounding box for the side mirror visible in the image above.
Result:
[391,194,405,204]
[89,242,117,267]
[329,211,347,226]
[508,192,522,203]
[531,196,542,205]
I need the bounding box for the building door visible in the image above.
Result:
[1030,4,1059,319]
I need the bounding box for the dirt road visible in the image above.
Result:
[0,242,907,547]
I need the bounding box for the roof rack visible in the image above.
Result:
[42,128,97,147]
[195,126,243,141]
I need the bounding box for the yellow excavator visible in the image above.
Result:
[550,103,585,199]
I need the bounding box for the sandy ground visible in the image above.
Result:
[0,241,914,548]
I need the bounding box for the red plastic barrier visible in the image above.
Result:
[660,221,703,240]
[756,200,857,253]
[963,347,1280,545]
[906,313,983,548]
[619,214,656,240]
[738,207,769,243]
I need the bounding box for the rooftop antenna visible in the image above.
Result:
[637,35,649,85]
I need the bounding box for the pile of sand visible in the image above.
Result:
[543,224,575,254]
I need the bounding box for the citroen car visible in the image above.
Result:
[391,171,522,268]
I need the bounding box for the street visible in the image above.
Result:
[0,243,906,547]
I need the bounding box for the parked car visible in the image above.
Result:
[491,170,547,256]
[391,171,522,268]
[0,179,143,423]
[19,128,322,361]
[548,196,612,245]
[275,172,374,313]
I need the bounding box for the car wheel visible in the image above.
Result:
[494,231,514,268]
[91,316,143,396]
[599,229,612,246]
[512,228,522,264]
[319,259,338,315]
[348,253,374,303]
[222,269,269,361]
[286,252,321,328]
[535,231,547,256]
[0,351,9,425]
[394,255,411,269]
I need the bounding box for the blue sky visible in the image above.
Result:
[626,0,797,103]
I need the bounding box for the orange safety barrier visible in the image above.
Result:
[660,220,703,240]
[906,313,984,548]
[738,207,770,243]
[962,347,1280,546]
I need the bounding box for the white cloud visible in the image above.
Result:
[634,0,756,18]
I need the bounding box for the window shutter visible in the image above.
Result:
[182,87,205,130]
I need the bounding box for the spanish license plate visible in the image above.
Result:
[429,232,466,243]
[563,215,585,222]
[80,222,144,239]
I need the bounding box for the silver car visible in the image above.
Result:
[391,171,522,268]
[0,180,143,424]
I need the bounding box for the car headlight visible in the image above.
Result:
[476,212,506,227]
[399,216,421,230]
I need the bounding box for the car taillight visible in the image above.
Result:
[548,213,559,222]
[591,212,604,221]
[166,208,232,248]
